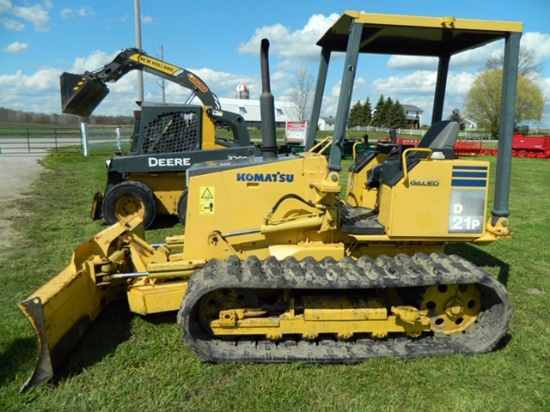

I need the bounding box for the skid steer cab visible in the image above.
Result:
[89,102,259,228]
[60,48,260,229]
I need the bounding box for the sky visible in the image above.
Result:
[1,0,550,128]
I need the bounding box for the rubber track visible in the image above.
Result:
[177,252,512,362]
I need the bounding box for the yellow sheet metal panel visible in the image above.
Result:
[385,159,490,238]
[127,281,188,315]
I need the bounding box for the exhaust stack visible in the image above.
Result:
[259,39,278,160]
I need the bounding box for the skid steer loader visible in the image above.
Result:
[61,48,260,228]
[19,11,522,390]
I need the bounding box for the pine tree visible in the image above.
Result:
[448,108,465,130]
[348,100,364,128]
[371,95,385,127]
[362,97,372,126]
[383,97,394,127]
[389,100,407,129]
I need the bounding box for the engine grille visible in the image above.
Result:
[142,110,200,153]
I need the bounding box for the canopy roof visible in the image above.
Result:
[317,11,523,56]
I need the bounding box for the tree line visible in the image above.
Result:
[348,96,409,129]
[0,107,133,126]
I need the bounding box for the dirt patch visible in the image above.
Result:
[0,154,46,253]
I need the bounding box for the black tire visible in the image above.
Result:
[176,190,188,226]
[102,181,157,228]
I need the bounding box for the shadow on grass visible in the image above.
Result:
[445,243,510,286]
[0,337,37,387]
[3,300,180,389]
[49,301,178,387]
[49,299,135,387]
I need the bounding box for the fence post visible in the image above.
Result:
[116,127,122,151]
[54,128,59,152]
[80,122,89,157]
[27,128,31,153]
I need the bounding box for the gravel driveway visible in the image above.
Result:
[0,154,46,251]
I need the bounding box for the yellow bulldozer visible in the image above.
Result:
[18,11,522,389]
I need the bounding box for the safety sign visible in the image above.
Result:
[200,187,215,215]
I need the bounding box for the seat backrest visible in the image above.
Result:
[418,120,460,152]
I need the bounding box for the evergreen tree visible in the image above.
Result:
[383,96,394,127]
[371,95,385,127]
[389,100,407,129]
[348,100,364,128]
[448,108,465,130]
[362,97,372,126]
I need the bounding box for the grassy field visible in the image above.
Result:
[0,147,549,411]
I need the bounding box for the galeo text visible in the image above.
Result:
[410,180,440,187]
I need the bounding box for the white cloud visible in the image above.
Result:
[238,13,339,61]
[522,32,550,63]
[387,44,504,72]
[13,0,52,32]
[60,6,95,19]
[0,0,52,32]
[387,32,550,75]
[2,41,29,53]
[142,15,153,25]
[0,0,12,13]
[371,70,478,99]
[0,67,61,97]
[0,16,24,31]
[70,50,118,73]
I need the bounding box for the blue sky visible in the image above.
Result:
[1,0,549,128]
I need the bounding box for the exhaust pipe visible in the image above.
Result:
[260,39,278,160]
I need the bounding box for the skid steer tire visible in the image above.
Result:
[102,181,157,229]
[176,190,188,226]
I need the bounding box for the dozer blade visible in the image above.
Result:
[60,72,109,117]
[17,219,145,391]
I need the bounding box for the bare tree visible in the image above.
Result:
[484,47,544,80]
[288,67,315,122]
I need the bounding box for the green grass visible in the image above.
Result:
[0,148,549,411]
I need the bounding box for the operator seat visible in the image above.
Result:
[368,120,460,187]
[417,120,460,158]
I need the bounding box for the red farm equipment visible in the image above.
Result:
[377,136,484,157]
[511,133,550,158]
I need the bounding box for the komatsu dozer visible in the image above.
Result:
[18,11,522,390]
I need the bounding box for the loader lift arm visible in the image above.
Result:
[61,47,221,117]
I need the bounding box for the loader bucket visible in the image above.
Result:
[60,72,109,117]
[18,219,145,390]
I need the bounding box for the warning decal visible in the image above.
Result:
[199,187,215,215]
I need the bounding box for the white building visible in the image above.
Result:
[318,116,336,131]
[217,97,297,128]
[462,117,478,130]
[192,84,298,128]
[401,104,423,128]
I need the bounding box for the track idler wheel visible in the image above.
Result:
[421,284,481,334]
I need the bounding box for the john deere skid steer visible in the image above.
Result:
[19,11,521,390]
[61,48,260,228]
